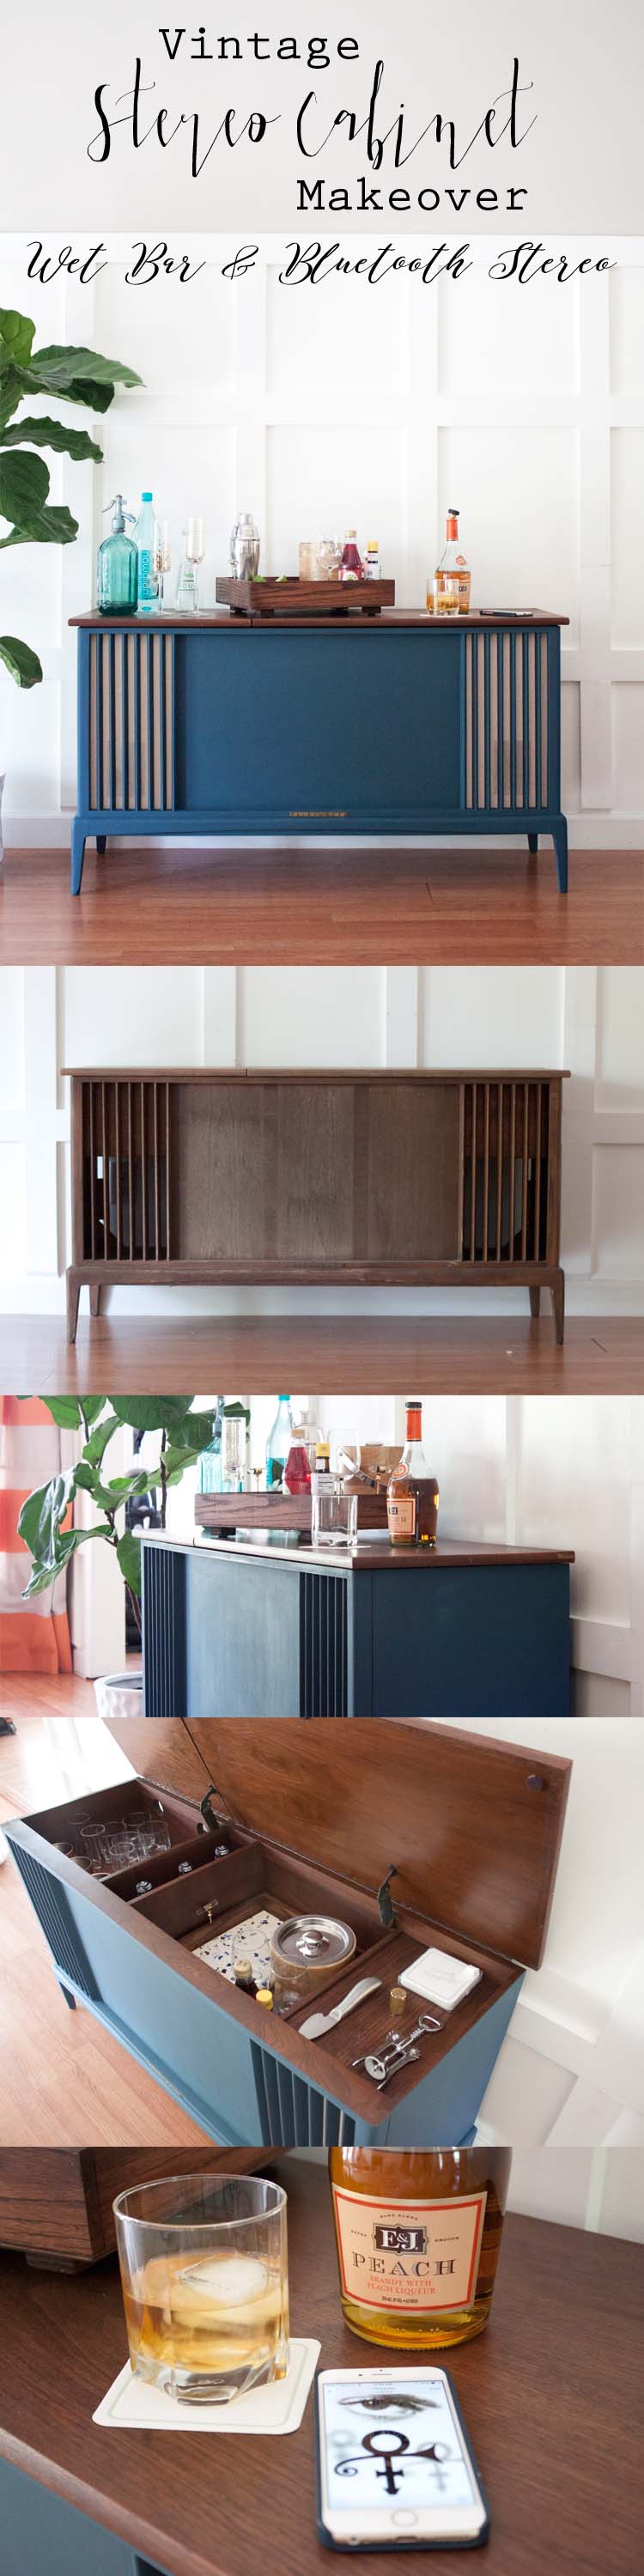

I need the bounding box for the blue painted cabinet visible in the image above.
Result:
[0,2455,163,2576]
[70,612,568,891]
[142,1536,573,1719]
[5,1718,571,2153]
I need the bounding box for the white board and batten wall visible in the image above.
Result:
[0,241,644,838]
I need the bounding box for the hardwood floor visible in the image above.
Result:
[1,844,642,963]
[1,1311,642,1394]
[0,1703,210,2148]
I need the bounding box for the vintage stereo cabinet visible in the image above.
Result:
[141,1534,573,1717]
[64,1066,568,1340]
[69,610,569,892]
[5,1719,571,2151]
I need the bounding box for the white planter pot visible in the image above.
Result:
[94,1671,143,1722]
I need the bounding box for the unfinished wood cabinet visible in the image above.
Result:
[64,1067,568,1340]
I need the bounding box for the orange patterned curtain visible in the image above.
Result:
[0,1397,73,1674]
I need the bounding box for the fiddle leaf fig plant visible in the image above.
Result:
[17,1396,216,1632]
[0,307,141,690]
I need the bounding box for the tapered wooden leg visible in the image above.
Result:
[529,1285,541,1318]
[96,834,106,854]
[527,833,538,854]
[88,1284,101,1317]
[70,821,86,895]
[551,1273,565,1343]
[59,1984,77,2011]
[66,1272,81,1343]
[553,818,568,892]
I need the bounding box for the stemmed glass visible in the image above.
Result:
[185,515,205,611]
[154,518,171,611]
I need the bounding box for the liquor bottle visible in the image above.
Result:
[283,1430,312,1495]
[134,492,159,612]
[221,1399,251,1492]
[96,495,137,615]
[329,2148,512,2348]
[363,540,380,580]
[340,531,363,581]
[266,1396,294,1489]
[386,1402,439,1548]
[434,509,471,617]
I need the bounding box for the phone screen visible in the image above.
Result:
[321,2371,479,2521]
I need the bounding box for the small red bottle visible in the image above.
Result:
[340,530,363,582]
[284,1432,312,1494]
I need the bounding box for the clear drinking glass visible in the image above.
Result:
[154,518,171,610]
[312,1478,358,1548]
[114,2171,289,2404]
[185,515,205,610]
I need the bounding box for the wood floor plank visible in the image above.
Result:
[1,1313,643,1393]
[1,846,642,964]
[0,1705,210,2147]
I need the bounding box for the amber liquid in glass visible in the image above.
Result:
[123,2248,288,2385]
[329,2148,511,2348]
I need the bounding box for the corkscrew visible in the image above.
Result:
[352,2012,442,2091]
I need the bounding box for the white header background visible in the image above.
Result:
[1,0,643,234]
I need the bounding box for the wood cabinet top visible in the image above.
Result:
[167,1533,575,1569]
[63,1065,569,1083]
[0,2160,639,2576]
[69,607,570,631]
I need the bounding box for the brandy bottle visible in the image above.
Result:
[386,1402,439,1547]
[329,2148,511,2348]
[434,509,471,616]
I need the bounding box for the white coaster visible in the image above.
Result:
[401,1948,482,2011]
[93,2338,320,2435]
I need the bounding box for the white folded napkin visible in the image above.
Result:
[93,2338,319,2434]
[400,1947,482,2010]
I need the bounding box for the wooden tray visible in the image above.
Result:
[216,576,396,618]
[194,1490,389,1534]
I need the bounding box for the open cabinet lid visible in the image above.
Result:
[104,1716,571,1972]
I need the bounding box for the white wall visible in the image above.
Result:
[447,1716,644,2154]
[2,963,644,1321]
[2,243,644,838]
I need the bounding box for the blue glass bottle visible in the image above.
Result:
[266,1396,294,1489]
[96,495,137,615]
[135,490,158,612]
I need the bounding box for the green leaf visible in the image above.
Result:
[0,634,42,687]
[17,1469,77,1571]
[21,1522,113,1598]
[0,502,79,550]
[78,1397,107,1435]
[0,368,28,432]
[0,447,49,521]
[117,1529,143,1597]
[2,416,103,463]
[82,1410,119,1469]
[111,1397,196,1431]
[0,310,35,368]
[31,344,142,392]
[91,1471,150,1510]
[39,1396,83,1430]
[164,1411,216,1456]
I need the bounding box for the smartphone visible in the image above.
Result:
[315,2365,489,2552]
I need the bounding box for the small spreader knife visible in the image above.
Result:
[300,1977,382,2041]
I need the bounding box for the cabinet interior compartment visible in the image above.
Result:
[134,1838,395,2002]
[22,1777,215,1876]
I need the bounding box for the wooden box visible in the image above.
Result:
[142,1533,573,1717]
[64,1067,568,1341]
[5,1719,571,2150]
[0,2149,266,2268]
[216,576,396,617]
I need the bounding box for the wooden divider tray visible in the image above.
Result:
[216,576,396,617]
[6,1720,572,2146]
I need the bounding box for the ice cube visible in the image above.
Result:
[179,2255,269,2306]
